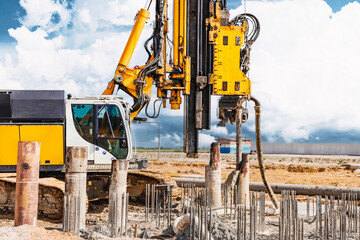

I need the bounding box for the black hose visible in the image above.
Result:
[230,13,260,44]
[250,95,279,209]
[131,85,145,112]
[145,98,165,118]
[144,34,154,61]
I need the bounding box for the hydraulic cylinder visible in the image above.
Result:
[118,9,150,71]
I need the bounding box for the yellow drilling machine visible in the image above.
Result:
[0,0,277,219]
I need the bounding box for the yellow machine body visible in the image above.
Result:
[104,2,191,114]
[0,125,64,166]
[0,125,19,165]
[208,3,251,96]
[117,8,150,71]
[211,25,251,95]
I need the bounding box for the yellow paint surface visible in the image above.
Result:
[20,125,64,165]
[0,125,64,166]
[0,125,20,165]
[212,26,251,95]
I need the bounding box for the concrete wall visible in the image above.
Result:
[251,143,360,156]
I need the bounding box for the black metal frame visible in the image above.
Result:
[184,0,212,157]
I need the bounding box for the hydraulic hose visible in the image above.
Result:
[131,84,145,112]
[250,95,279,209]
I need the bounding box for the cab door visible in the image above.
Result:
[69,104,95,162]
[94,104,128,163]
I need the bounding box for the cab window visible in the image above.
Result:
[97,105,125,138]
[71,104,94,143]
[96,105,128,159]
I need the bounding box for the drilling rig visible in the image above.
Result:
[0,0,278,219]
[103,0,278,208]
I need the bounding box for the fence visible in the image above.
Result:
[251,143,360,155]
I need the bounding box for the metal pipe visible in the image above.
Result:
[250,183,360,197]
[174,178,360,197]
[14,141,40,227]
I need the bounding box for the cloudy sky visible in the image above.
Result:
[0,0,359,149]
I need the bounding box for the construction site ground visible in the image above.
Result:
[0,152,359,239]
[140,152,360,188]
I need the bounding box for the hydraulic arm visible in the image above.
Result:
[103,0,257,151]
[103,0,191,119]
[102,0,279,208]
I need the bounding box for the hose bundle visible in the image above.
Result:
[131,0,165,113]
[230,13,260,74]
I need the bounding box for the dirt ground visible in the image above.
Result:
[0,152,359,239]
[0,224,81,240]
[138,152,360,188]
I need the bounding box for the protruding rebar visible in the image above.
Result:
[260,192,265,232]
[124,193,129,237]
[306,196,310,219]
[151,184,155,220]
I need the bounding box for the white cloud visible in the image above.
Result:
[19,0,71,32]
[1,1,153,98]
[72,0,147,28]
[208,125,229,136]
[229,0,360,142]
[198,133,216,148]
[1,0,360,144]
[153,133,183,147]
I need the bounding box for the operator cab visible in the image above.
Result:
[66,96,132,165]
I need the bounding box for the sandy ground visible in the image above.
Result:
[138,152,360,188]
[0,226,79,240]
[0,152,359,239]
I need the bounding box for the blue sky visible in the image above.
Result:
[1,0,360,149]
[0,0,357,43]
[0,1,24,43]
[227,0,360,12]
